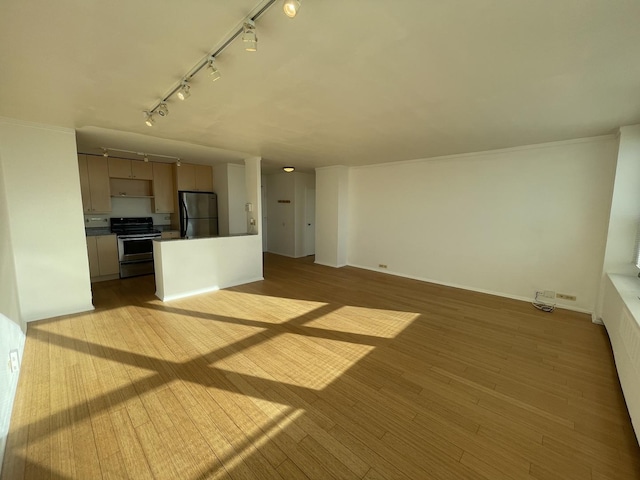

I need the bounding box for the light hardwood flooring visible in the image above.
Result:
[2,253,640,479]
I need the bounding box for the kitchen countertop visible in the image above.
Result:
[86,225,176,236]
[154,233,257,242]
[85,228,113,236]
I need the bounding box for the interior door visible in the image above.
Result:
[304,188,315,256]
[261,182,268,252]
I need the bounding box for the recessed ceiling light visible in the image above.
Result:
[283,0,300,18]
[283,167,295,172]
[157,103,169,117]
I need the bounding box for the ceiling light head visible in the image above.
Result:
[208,57,221,82]
[144,155,149,163]
[157,103,169,117]
[144,111,155,127]
[283,0,300,18]
[283,167,295,173]
[177,81,191,100]
[176,159,181,167]
[242,20,258,52]
[102,148,109,158]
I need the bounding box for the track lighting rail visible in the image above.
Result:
[145,0,279,121]
[101,147,181,163]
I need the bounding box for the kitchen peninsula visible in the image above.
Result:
[153,156,263,301]
[153,233,263,301]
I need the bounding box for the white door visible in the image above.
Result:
[304,188,316,256]
[261,182,268,252]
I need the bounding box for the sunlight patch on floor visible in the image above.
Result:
[304,305,419,339]
[192,290,331,324]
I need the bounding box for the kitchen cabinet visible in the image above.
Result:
[86,234,119,281]
[108,157,153,180]
[196,165,214,191]
[152,162,174,213]
[175,163,213,191]
[78,154,111,213]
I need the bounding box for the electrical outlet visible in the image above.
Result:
[378,264,388,269]
[9,349,19,373]
[556,293,576,301]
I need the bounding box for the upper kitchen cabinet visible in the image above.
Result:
[175,163,213,192]
[108,157,153,180]
[78,154,111,213]
[152,162,174,213]
[196,165,214,192]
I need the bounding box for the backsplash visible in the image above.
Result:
[84,197,172,228]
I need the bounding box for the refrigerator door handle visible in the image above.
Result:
[180,197,188,238]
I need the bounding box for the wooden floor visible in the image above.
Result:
[2,254,640,480]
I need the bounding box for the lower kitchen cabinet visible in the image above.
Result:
[86,234,119,282]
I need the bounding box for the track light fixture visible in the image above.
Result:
[142,0,301,123]
[144,112,155,127]
[102,148,109,157]
[242,20,258,52]
[283,0,300,18]
[177,81,191,100]
[97,147,181,163]
[157,103,169,117]
[177,159,181,167]
[208,57,221,82]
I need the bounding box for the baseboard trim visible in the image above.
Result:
[25,303,95,322]
[315,260,348,268]
[157,287,219,302]
[347,263,593,315]
[219,276,264,289]
[157,276,264,302]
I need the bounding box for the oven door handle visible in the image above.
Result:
[180,197,188,238]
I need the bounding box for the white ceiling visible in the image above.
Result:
[2,0,640,171]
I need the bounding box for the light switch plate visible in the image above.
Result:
[9,349,19,373]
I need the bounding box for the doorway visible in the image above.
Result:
[304,188,315,256]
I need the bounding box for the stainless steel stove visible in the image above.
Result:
[110,217,161,278]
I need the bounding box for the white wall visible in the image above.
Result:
[0,151,25,474]
[347,137,618,312]
[0,154,21,327]
[0,118,93,321]
[154,235,264,301]
[316,166,350,267]
[266,172,315,258]
[214,163,248,236]
[593,126,640,320]
[266,173,296,257]
[0,118,94,474]
[244,157,262,237]
[599,126,640,270]
[294,173,315,258]
[228,164,248,235]
[213,164,230,236]
[0,315,24,475]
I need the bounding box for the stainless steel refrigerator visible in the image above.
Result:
[178,191,219,238]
